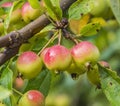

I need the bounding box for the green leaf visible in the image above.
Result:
[0,67,13,90]
[80,23,101,36]
[3,0,25,34]
[98,64,120,106]
[44,0,62,21]
[0,86,12,100]
[32,37,49,52]
[109,0,120,24]
[24,69,51,97]
[68,0,94,20]
[0,67,13,106]
[28,0,41,9]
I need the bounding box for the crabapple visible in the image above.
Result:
[41,45,72,71]
[14,77,24,90]
[18,90,45,106]
[21,2,42,23]
[71,41,100,68]
[16,51,42,79]
[1,2,22,23]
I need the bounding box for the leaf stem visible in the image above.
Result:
[12,88,23,96]
[58,29,62,45]
[38,31,59,55]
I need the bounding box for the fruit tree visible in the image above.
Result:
[0,0,120,106]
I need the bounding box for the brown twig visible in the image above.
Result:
[0,0,77,66]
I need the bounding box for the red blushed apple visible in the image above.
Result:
[18,90,45,106]
[21,2,42,23]
[16,51,43,79]
[1,2,22,23]
[42,45,72,71]
[71,41,100,68]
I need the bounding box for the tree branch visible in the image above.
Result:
[0,0,77,66]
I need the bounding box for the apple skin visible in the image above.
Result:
[41,45,72,71]
[1,2,22,24]
[16,51,43,79]
[14,77,24,90]
[18,90,45,106]
[71,41,100,68]
[21,2,42,23]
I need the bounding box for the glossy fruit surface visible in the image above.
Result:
[22,2,42,23]
[18,90,44,106]
[42,45,72,71]
[16,51,42,79]
[71,41,100,68]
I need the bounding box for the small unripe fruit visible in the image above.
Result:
[16,51,42,79]
[18,90,45,106]
[14,77,24,90]
[1,2,22,23]
[42,45,72,71]
[22,2,42,23]
[71,41,100,68]
[98,61,110,68]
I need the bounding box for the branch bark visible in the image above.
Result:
[0,0,77,66]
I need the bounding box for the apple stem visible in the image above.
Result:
[58,29,62,45]
[44,13,56,26]
[38,31,59,55]
[12,88,23,96]
[62,29,79,44]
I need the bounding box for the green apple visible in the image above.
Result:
[16,51,43,79]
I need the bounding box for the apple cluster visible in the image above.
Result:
[16,41,100,79]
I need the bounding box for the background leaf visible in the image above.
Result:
[0,86,11,100]
[80,23,101,36]
[68,0,94,20]
[44,0,62,21]
[0,67,13,106]
[98,64,120,106]
[24,69,51,97]
[109,0,120,24]
[28,0,41,9]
